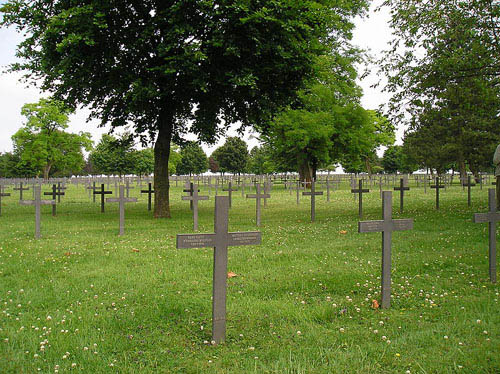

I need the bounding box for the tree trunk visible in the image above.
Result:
[154,117,173,218]
[298,158,313,188]
[365,157,373,176]
[458,159,467,185]
[43,163,52,180]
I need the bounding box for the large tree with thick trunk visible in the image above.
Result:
[2,0,367,217]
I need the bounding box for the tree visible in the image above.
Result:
[11,98,92,179]
[168,144,181,176]
[208,157,220,174]
[247,145,276,175]
[2,1,366,218]
[176,142,208,176]
[212,137,249,175]
[89,133,136,176]
[132,148,154,177]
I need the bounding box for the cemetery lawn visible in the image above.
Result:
[0,182,498,374]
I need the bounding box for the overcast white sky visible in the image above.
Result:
[0,0,396,155]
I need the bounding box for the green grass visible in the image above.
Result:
[0,180,498,373]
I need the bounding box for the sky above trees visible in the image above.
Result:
[0,0,394,154]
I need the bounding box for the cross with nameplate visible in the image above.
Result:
[94,183,113,213]
[351,180,370,219]
[246,183,271,226]
[430,177,445,210]
[462,175,476,207]
[44,184,65,216]
[14,182,29,200]
[0,186,10,216]
[222,182,238,208]
[393,178,410,213]
[106,185,138,236]
[302,180,323,222]
[182,183,209,231]
[20,185,55,239]
[473,189,499,283]
[176,196,261,344]
[141,183,155,211]
[358,191,414,308]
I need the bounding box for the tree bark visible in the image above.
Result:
[154,116,173,218]
[298,158,313,188]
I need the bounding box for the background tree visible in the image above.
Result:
[2,0,366,217]
[208,157,220,174]
[175,142,208,176]
[212,137,249,176]
[89,133,136,176]
[247,145,276,175]
[11,98,92,179]
[132,148,155,177]
[168,144,181,176]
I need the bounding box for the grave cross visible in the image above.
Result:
[20,185,55,239]
[94,184,113,213]
[56,183,67,203]
[176,196,261,344]
[222,182,238,208]
[351,180,370,219]
[140,183,155,211]
[182,184,209,231]
[106,185,138,236]
[358,191,414,308]
[0,187,10,216]
[14,182,29,200]
[124,179,134,198]
[246,183,271,226]
[87,182,97,202]
[462,175,476,207]
[393,178,410,213]
[290,180,304,205]
[44,184,65,216]
[302,180,323,222]
[430,177,445,210]
[473,189,499,283]
[183,183,201,211]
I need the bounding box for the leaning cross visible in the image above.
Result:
[44,184,65,216]
[393,178,410,213]
[182,183,209,231]
[106,185,137,236]
[14,182,29,201]
[222,182,238,208]
[462,175,476,207]
[20,185,55,239]
[176,196,261,344]
[246,183,271,226]
[302,180,323,222]
[430,177,445,210]
[351,180,370,219]
[473,189,499,283]
[94,184,113,213]
[141,183,155,211]
[358,191,414,308]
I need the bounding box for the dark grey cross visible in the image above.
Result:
[263,180,272,207]
[182,184,209,231]
[183,183,201,211]
[14,182,29,200]
[324,178,337,202]
[302,180,323,222]
[20,185,55,239]
[44,184,65,216]
[246,184,271,226]
[87,182,97,202]
[430,177,445,210]
[358,191,414,308]
[176,196,261,344]
[393,178,410,213]
[106,185,138,236]
[462,175,476,207]
[0,187,11,216]
[94,184,113,213]
[351,180,370,219]
[222,182,238,208]
[473,189,499,283]
[289,181,304,205]
[141,183,155,211]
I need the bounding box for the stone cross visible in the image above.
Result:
[222,182,238,208]
[324,178,335,202]
[462,175,476,207]
[94,183,113,213]
[302,180,323,222]
[176,196,261,344]
[393,178,410,213]
[430,177,445,210]
[124,179,134,198]
[289,181,304,205]
[56,182,66,203]
[351,180,370,219]
[473,189,499,283]
[246,183,271,226]
[106,185,138,236]
[182,184,209,231]
[20,185,55,239]
[87,182,97,202]
[44,184,65,216]
[358,191,414,308]
[141,183,155,211]
[14,182,29,201]
[263,180,271,207]
[0,187,10,216]
[183,183,201,211]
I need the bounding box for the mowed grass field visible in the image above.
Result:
[0,179,498,373]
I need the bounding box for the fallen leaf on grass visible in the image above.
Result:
[227,272,237,279]
[372,300,380,309]
[64,252,72,256]
[339,230,347,235]
[132,248,140,253]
